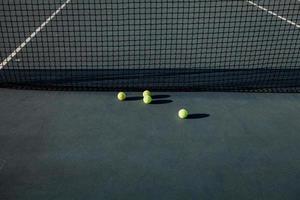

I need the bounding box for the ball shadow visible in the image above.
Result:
[151,100,173,104]
[152,95,171,99]
[187,113,210,119]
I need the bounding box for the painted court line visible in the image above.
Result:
[0,0,71,70]
[247,0,300,29]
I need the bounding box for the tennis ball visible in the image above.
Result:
[117,92,126,101]
[178,109,188,119]
[143,90,152,97]
[143,95,152,104]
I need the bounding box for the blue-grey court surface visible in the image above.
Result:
[0,88,300,199]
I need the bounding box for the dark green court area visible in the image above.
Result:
[0,89,299,199]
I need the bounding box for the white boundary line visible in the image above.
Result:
[0,0,71,70]
[247,0,300,29]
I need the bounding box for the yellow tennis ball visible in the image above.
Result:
[143,95,152,104]
[117,92,126,101]
[143,90,152,97]
[178,109,188,119]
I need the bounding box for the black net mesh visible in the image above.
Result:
[0,0,300,91]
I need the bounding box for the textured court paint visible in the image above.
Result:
[0,159,6,171]
[247,1,300,29]
[0,89,300,199]
[0,0,72,70]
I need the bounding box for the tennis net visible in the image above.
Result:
[0,0,300,91]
